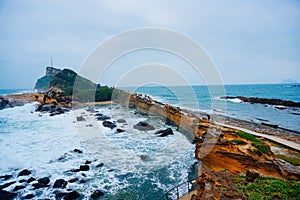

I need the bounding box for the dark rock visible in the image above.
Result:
[79,165,90,171]
[91,190,104,198]
[73,149,83,154]
[54,190,67,198]
[53,179,68,189]
[155,128,174,137]
[140,155,149,161]
[0,189,17,199]
[246,169,261,182]
[116,128,125,133]
[0,181,16,189]
[0,97,9,110]
[97,115,111,121]
[27,177,36,183]
[96,163,104,168]
[24,193,35,199]
[81,173,86,177]
[68,178,79,183]
[85,160,92,164]
[76,116,86,122]
[70,169,80,173]
[0,175,13,181]
[116,119,126,123]
[13,185,26,191]
[64,190,80,200]
[102,121,116,129]
[32,182,49,190]
[18,169,31,177]
[18,179,27,183]
[95,113,103,117]
[38,177,50,185]
[79,179,86,184]
[133,121,155,131]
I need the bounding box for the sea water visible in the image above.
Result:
[0,84,299,199]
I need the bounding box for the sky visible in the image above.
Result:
[0,0,300,88]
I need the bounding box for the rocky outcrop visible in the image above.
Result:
[155,128,174,137]
[133,121,155,131]
[34,66,61,90]
[221,96,300,108]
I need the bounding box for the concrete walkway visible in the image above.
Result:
[215,122,300,151]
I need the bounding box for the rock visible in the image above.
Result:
[73,149,83,154]
[95,113,103,117]
[133,121,155,131]
[0,175,13,181]
[70,169,80,173]
[68,178,79,183]
[96,163,104,168]
[13,185,26,191]
[38,177,50,185]
[0,189,17,199]
[97,115,111,121]
[0,97,9,110]
[24,193,35,199]
[155,128,174,137]
[116,119,126,123]
[91,190,104,198]
[0,181,16,189]
[27,177,36,183]
[85,160,92,164]
[53,179,68,189]
[79,179,86,184]
[102,121,116,129]
[116,128,125,133]
[87,106,95,113]
[18,169,31,177]
[64,190,80,200]
[32,182,49,190]
[76,116,86,122]
[246,169,261,182]
[54,190,67,198]
[140,155,149,161]
[79,165,90,171]
[19,179,27,183]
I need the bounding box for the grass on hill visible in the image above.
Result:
[236,131,270,154]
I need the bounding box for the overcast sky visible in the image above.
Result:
[0,0,299,88]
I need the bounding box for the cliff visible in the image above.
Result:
[34,67,61,90]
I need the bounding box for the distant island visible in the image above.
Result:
[281,78,299,84]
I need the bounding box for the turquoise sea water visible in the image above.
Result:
[0,84,299,199]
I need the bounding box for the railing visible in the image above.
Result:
[159,179,197,200]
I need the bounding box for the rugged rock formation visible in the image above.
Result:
[221,96,300,108]
[34,66,61,90]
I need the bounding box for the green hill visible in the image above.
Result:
[34,66,61,90]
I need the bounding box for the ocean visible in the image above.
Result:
[0,83,299,199]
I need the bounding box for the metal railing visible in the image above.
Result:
[159,179,197,200]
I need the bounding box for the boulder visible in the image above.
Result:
[116,119,126,123]
[38,177,50,185]
[76,116,86,122]
[85,160,92,164]
[73,149,83,154]
[32,182,49,190]
[0,175,13,181]
[68,178,79,183]
[0,189,17,199]
[116,128,125,133]
[0,97,9,110]
[102,121,116,129]
[96,163,104,168]
[95,113,103,117]
[13,185,26,191]
[97,115,111,121]
[155,128,174,137]
[18,169,31,177]
[133,121,155,131]
[24,193,35,199]
[27,177,36,183]
[91,190,104,198]
[79,165,90,171]
[64,190,80,200]
[0,181,16,189]
[246,169,261,182]
[53,179,68,189]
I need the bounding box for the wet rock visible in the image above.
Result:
[24,193,35,199]
[0,181,16,189]
[85,160,92,164]
[155,128,174,137]
[70,169,80,173]
[0,175,13,181]
[102,121,116,129]
[64,190,80,200]
[68,178,79,183]
[79,179,86,184]
[54,190,67,198]
[97,115,111,121]
[116,119,126,123]
[79,165,90,171]
[0,189,17,199]
[140,155,149,161]
[73,149,83,154]
[95,113,103,117]
[0,97,9,110]
[27,177,36,183]
[18,169,31,177]
[19,179,27,183]
[96,163,104,168]
[32,182,49,190]
[38,177,50,185]
[133,121,155,131]
[91,190,104,198]
[246,169,261,182]
[53,179,68,189]
[76,116,86,122]
[116,128,125,133]
[13,185,26,191]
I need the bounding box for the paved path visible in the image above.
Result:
[215,122,300,151]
